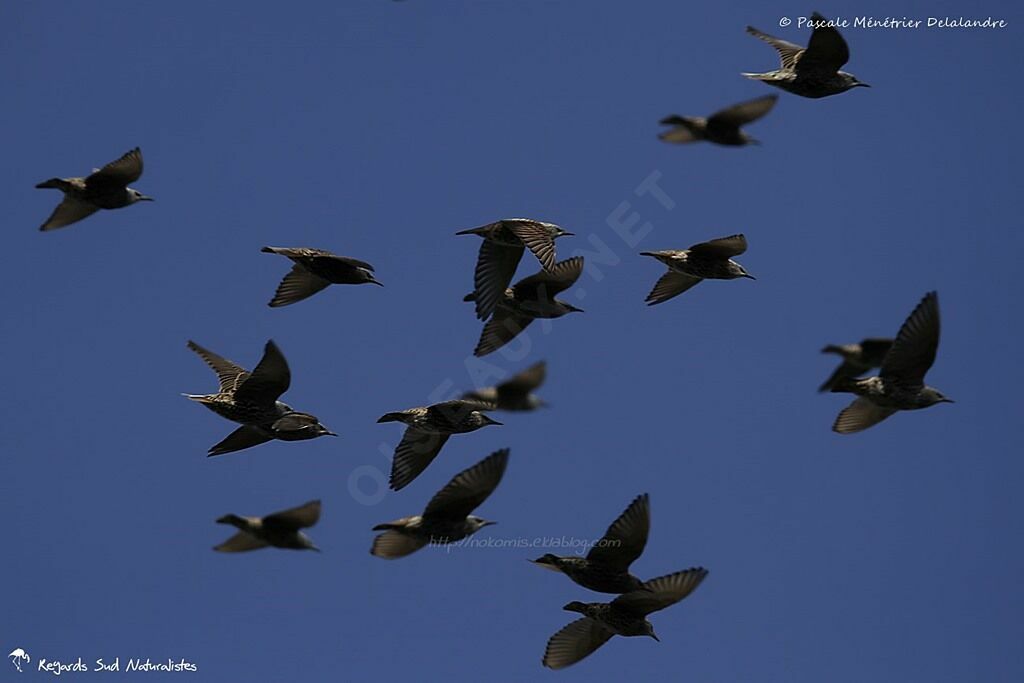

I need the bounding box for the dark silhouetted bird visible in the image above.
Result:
[185,340,335,456]
[819,338,893,392]
[468,257,584,357]
[831,292,953,433]
[641,234,754,305]
[659,95,777,146]
[371,449,508,559]
[462,361,548,411]
[35,147,153,231]
[378,399,502,490]
[457,218,574,320]
[214,500,322,552]
[261,246,381,307]
[743,12,869,98]
[532,493,649,593]
[542,567,709,669]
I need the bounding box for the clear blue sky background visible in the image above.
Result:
[2,1,1022,681]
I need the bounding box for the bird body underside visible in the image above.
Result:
[186,393,286,425]
[652,253,746,280]
[556,559,645,594]
[837,377,938,410]
[742,70,853,98]
[577,605,651,638]
[375,517,478,544]
[39,178,136,209]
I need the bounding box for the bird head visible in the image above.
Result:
[841,72,870,90]
[467,516,497,532]
[480,414,503,427]
[729,262,756,280]
[530,553,563,571]
[922,387,954,405]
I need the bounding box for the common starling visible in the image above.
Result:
[641,234,754,305]
[378,398,502,490]
[542,567,709,669]
[457,218,574,320]
[185,340,335,456]
[659,95,777,146]
[467,257,584,357]
[743,13,869,98]
[819,338,894,392]
[531,493,649,594]
[35,147,153,231]
[214,500,322,552]
[371,449,508,559]
[831,292,953,434]
[462,361,547,411]
[261,246,381,307]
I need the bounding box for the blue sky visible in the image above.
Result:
[2,1,1023,680]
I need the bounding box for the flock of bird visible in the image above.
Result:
[31,13,953,670]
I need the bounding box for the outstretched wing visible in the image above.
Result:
[798,12,850,73]
[187,340,250,392]
[645,271,701,306]
[612,567,709,616]
[586,493,650,571]
[263,500,322,532]
[746,25,804,70]
[708,95,777,127]
[268,263,331,307]
[880,292,940,389]
[389,430,451,491]
[234,340,291,405]
[86,147,144,189]
[542,618,615,670]
[424,449,510,521]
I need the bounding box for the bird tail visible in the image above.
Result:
[35,178,69,190]
[463,292,476,302]
[455,227,486,236]
[821,344,843,355]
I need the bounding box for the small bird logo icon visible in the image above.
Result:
[8,648,30,673]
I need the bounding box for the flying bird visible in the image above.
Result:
[261,246,381,307]
[371,449,509,559]
[743,12,869,98]
[214,500,322,552]
[819,338,893,392]
[185,340,335,456]
[542,567,709,669]
[641,234,754,305]
[378,398,502,490]
[462,361,548,411]
[659,95,777,146]
[531,493,650,593]
[467,256,585,357]
[457,218,574,320]
[831,292,953,433]
[35,147,153,231]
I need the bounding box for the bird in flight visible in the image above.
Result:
[214,500,322,552]
[659,95,777,146]
[261,246,381,307]
[641,234,754,305]
[35,147,153,231]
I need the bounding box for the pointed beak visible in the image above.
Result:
[482,520,498,527]
[747,137,761,146]
[856,82,871,88]
[941,398,955,403]
[649,633,660,642]
[139,195,155,201]
[487,418,504,426]
[369,278,384,287]
[567,304,584,313]
[743,273,757,280]
[324,430,338,437]
[561,231,575,237]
